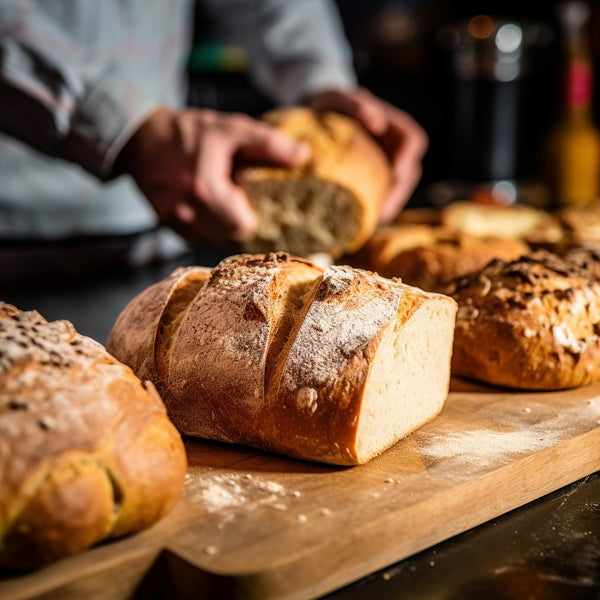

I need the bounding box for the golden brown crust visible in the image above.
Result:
[349,224,529,292]
[106,266,210,389]
[0,304,187,569]
[563,243,600,279]
[556,203,600,251]
[236,107,391,257]
[446,251,600,390]
[165,253,323,446]
[439,201,564,247]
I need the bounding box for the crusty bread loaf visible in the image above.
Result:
[346,224,529,292]
[0,303,187,569]
[556,203,600,252]
[438,201,564,248]
[563,243,600,279]
[235,108,391,259]
[107,253,457,465]
[446,250,600,390]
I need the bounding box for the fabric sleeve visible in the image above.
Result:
[202,0,357,105]
[0,1,161,179]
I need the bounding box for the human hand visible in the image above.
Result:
[306,88,428,224]
[115,106,311,245]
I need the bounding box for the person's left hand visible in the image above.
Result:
[306,88,428,224]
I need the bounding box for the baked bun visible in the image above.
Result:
[438,201,564,248]
[563,243,600,279]
[446,250,600,390]
[557,203,600,250]
[108,252,457,466]
[0,303,187,569]
[348,224,529,292]
[235,108,391,259]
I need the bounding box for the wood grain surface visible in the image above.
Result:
[2,379,600,600]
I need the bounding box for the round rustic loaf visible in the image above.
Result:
[235,108,391,259]
[446,250,600,390]
[0,303,187,569]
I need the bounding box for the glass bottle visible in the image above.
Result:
[545,1,600,208]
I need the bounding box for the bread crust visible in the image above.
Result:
[106,266,210,392]
[351,224,529,292]
[0,304,187,569]
[166,253,323,446]
[447,251,600,390]
[236,107,391,257]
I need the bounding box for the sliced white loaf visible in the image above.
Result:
[108,253,457,465]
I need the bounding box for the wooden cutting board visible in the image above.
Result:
[2,379,600,600]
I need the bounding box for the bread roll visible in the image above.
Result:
[235,108,391,259]
[0,303,187,569]
[438,201,564,247]
[108,253,457,465]
[347,224,529,292]
[446,250,600,390]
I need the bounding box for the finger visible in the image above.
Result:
[383,111,429,174]
[237,121,311,166]
[309,89,388,136]
[194,131,258,240]
[379,163,422,224]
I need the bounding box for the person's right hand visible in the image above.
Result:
[115,106,311,246]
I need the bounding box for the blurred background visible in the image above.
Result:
[188,0,600,210]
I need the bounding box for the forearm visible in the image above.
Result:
[0,2,159,179]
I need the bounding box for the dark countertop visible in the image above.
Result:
[2,246,600,600]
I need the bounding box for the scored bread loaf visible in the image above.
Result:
[235,108,391,259]
[446,250,600,390]
[346,223,529,292]
[0,303,187,569]
[107,252,457,465]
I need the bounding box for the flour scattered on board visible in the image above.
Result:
[417,400,600,474]
[185,472,298,514]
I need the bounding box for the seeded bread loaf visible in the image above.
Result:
[107,252,457,465]
[446,250,600,390]
[347,224,529,292]
[235,108,391,259]
[0,303,187,569]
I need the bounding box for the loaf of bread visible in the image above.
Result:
[107,252,457,465]
[235,108,391,259]
[346,223,529,292]
[438,201,564,248]
[0,303,187,569]
[556,203,600,252]
[446,250,600,390]
[564,243,600,279]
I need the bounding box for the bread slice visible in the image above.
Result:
[167,253,323,445]
[236,108,391,258]
[272,266,457,464]
[447,250,600,390]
